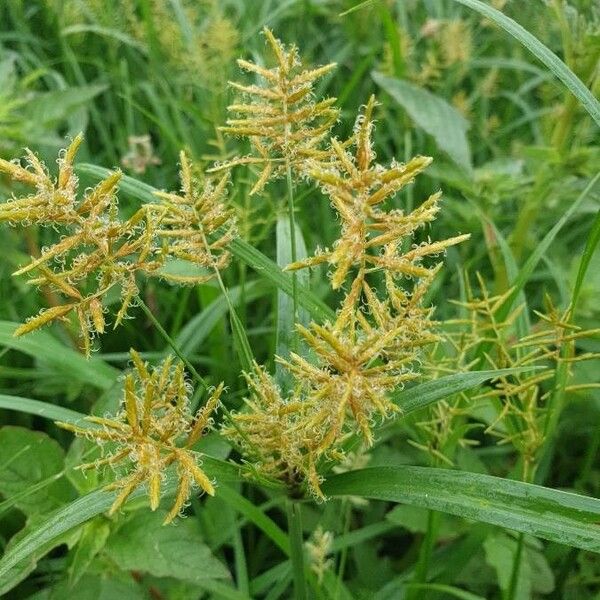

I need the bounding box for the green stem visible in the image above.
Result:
[506,532,525,600]
[408,510,439,600]
[286,162,299,340]
[137,297,208,390]
[286,499,308,600]
[335,500,352,600]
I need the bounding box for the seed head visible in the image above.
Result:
[57,350,223,524]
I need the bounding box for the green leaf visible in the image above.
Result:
[0,514,82,596]
[449,0,600,128]
[0,426,75,516]
[0,394,88,424]
[483,532,554,599]
[0,321,119,391]
[275,215,309,387]
[393,368,538,416]
[105,509,230,582]
[48,573,147,600]
[0,457,240,581]
[372,72,472,173]
[229,238,334,324]
[28,85,108,125]
[67,519,111,588]
[571,208,600,314]
[323,466,600,552]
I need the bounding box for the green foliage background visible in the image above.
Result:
[0,0,599,598]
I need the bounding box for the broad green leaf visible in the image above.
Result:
[28,85,108,125]
[67,519,111,588]
[0,457,240,580]
[105,509,230,582]
[0,321,119,390]
[372,72,472,173]
[323,466,600,552]
[484,532,554,599]
[392,368,538,416]
[48,573,147,600]
[0,426,75,516]
[76,164,335,323]
[449,0,600,128]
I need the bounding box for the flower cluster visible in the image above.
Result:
[211,27,338,194]
[0,140,236,354]
[224,89,469,497]
[0,135,162,354]
[152,151,237,284]
[58,350,223,524]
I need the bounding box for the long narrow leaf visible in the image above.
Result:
[393,368,539,416]
[0,394,87,424]
[449,0,600,128]
[0,321,118,391]
[323,466,600,552]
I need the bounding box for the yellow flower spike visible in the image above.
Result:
[57,350,222,523]
[0,136,166,355]
[210,26,338,194]
[154,152,237,284]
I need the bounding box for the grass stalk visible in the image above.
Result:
[286,498,308,600]
[506,532,525,600]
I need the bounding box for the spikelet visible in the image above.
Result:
[287,96,469,295]
[210,27,338,194]
[57,350,223,524]
[0,136,164,355]
[152,151,237,284]
[449,278,600,481]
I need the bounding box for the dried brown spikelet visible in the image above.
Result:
[210,27,338,194]
[287,96,469,292]
[0,136,164,355]
[152,151,236,285]
[57,350,223,524]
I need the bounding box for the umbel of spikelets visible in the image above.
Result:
[222,363,348,499]
[151,151,237,284]
[58,350,223,524]
[286,95,469,296]
[210,27,339,194]
[0,135,164,355]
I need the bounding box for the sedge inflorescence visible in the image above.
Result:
[0,141,236,355]
[222,49,470,498]
[210,27,339,195]
[57,350,223,524]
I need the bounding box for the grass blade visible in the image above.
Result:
[0,321,118,391]
[393,368,539,416]
[323,466,600,552]
[0,394,87,424]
